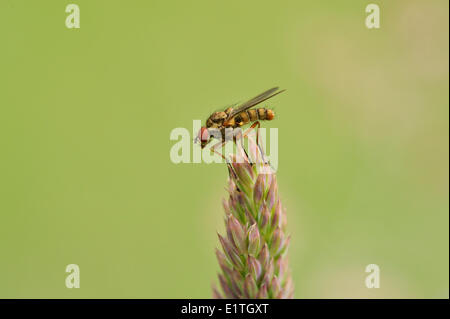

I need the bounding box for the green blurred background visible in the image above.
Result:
[0,0,448,298]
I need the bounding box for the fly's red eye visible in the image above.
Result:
[199,127,209,142]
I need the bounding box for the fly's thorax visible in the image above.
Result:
[206,111,228,128]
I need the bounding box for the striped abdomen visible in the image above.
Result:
[228,108,275,127]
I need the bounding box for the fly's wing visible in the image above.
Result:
[226,87,285,119]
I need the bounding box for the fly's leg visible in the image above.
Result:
[240,121,263,151]
[210,127,237,161]
[211,131,246,163]
[242,121,261,143]
[210,140,228,161]
[239,121,268,163]
[231,122,261,149]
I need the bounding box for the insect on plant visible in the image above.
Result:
[195,87,285,157]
